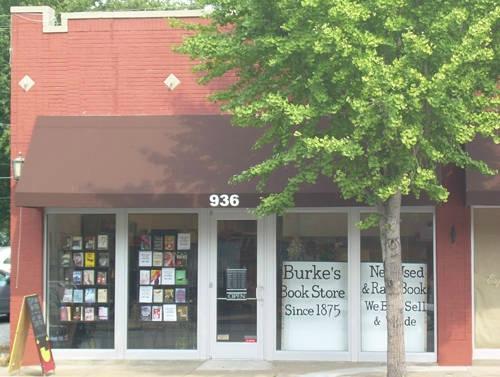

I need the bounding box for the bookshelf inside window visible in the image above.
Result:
[127,214,198,350]
[46,214,116,349]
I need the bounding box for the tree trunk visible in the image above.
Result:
[378,191,406,377]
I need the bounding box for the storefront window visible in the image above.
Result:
[360,212,434,352]
[276,213,348,351]
[474,208,500,349]
[127,214,198,349]
[47,214,116,349]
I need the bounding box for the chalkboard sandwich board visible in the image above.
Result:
[8,294,56,375]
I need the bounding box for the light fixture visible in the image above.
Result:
[12,153,25,181]
[450,224,456,244]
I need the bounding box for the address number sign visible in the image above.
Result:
[209,194,240,207]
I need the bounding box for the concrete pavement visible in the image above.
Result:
[1,360,500,377]
[0,316,9,350]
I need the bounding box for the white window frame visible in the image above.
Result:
[44,208,207,360]
[356,206,437,363]
[270,207,436,363]
[269,207,351,361]
[471,206,500,360]
[44,208,123,360]
[44,206,436,362]
[124,208,205,359]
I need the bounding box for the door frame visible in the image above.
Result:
[208,209,265,359]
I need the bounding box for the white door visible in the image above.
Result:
[209,211,264,359]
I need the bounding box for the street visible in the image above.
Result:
[0,316,8,350]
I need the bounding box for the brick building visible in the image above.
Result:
[9,6,500,366]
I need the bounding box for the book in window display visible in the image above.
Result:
[177,305,189,321]
[152,305,162,321]
[73,289,83,303]
[84,236,96,250]
[175,251,188,268]
[72,236,83,250]
[60,306,71,321]
[138,251,152,267]
[177,233,191,251]
[63,235,72,250]
[164,251,175,267]
[62,288,73,303]
[140,305,152,321]
[164,288,174,303]
[64,269,72,284]
[164,235,176,251]
[61,251,71,267]
[83,270,95,285]
[139,270,150,285]
[152,234,163,251]
[150,269,161,285]
[84,252,96,267]
[73,252,84,267]
[85,288,96,304]
[72,306,82,321]
[73,270,82,285]
[97,234,109,250]
[175,269,188,285]
[163,304,177,321]
[98,306,109,320]
[161,268,175,285]
[139,233,152,250]
[175,288,186,303]
[98,252,109,267]
[139,286,153,303]
[152,252,163,267]
[97,271,107,285]
[97,288,108,303]
[153,289,163,303]
[84,307,95,321]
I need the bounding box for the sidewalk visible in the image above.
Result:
[2,360,500,377]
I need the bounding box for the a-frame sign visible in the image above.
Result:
[8,294,55,375]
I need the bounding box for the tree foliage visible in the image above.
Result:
[0,0,198,245]
[178,0,499,216]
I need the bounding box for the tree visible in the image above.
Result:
[177,1,499,376]
[0,0,199,245]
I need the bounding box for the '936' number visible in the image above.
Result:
[209,194,240,207]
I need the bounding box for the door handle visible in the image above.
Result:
[256,286,264,302]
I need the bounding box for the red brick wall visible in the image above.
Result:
[10,10,226,364]
[10,9,474,366]
[9,207,43,364]
[436,166,472,365]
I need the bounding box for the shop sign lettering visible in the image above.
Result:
[226,291,247,300]
[281,262,348,351]
[361,263,429,352]
[209,194,240,207]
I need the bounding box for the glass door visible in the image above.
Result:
[209,212,264,359]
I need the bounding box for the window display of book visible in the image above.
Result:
[134,230,196,324]
[58,233,114,323]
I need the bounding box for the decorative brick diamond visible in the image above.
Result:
[164,74,181,91]
[18,75,35,92]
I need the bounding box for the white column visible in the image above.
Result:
[348,208,361,361]
[115,209,128,357]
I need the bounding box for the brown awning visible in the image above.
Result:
[15,115,354,208]
[466,137,500,205]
